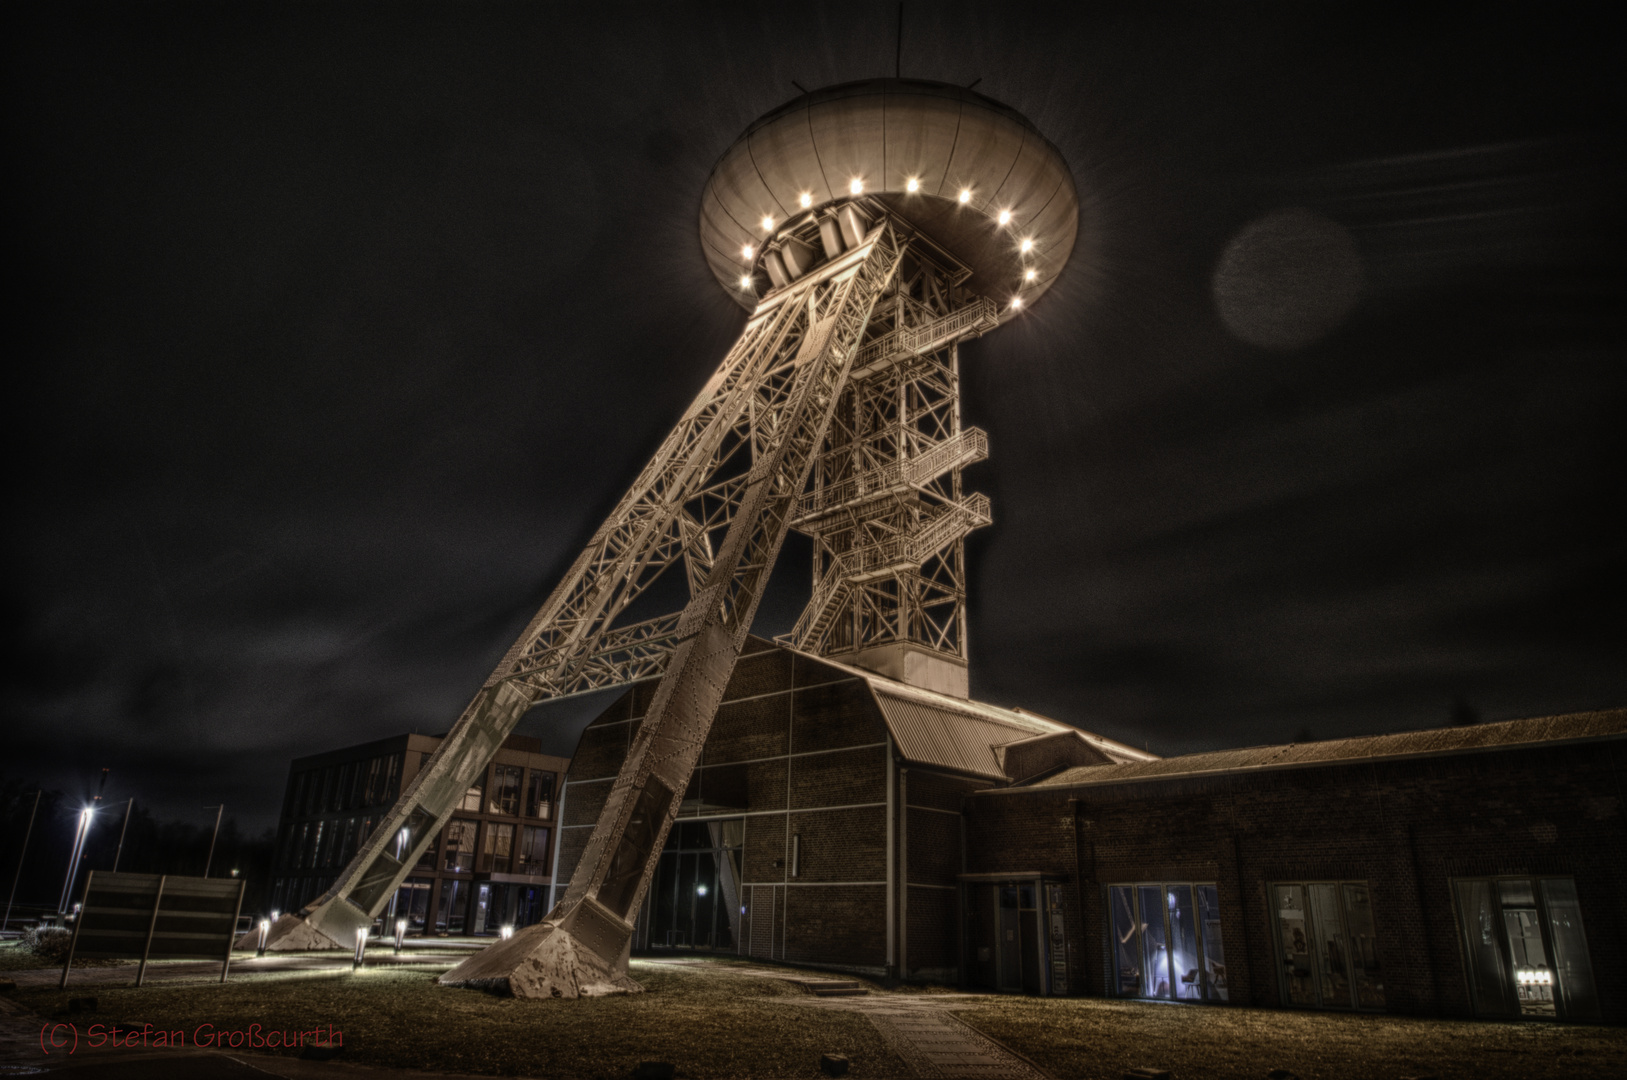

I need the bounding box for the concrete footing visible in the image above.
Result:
[437,920,642,999]
[233,912,345,952]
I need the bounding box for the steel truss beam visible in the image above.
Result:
[433,218,906,997]
[282,214,904,975]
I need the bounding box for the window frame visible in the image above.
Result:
[1106,880,1228,1004]
[1449,875,1599,1022]
[526,770,556,820]
[517,824,552,876]
[1269,879,1386,1012]
[443,817,479,874]
[478,821,516,874]
[489,764,523,817]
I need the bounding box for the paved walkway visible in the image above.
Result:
[792,993,1049,1080]
[644,961,1050,1080]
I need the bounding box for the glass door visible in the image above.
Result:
[1110,882,1228,1003]
[1273,880,1385,1010]
[1307,884,1352,1007]
[1274,885,1318,1006]
[1453,877,1599,1021]
[997,885,1022,991]
[646,819,743,951]
[1196,885,1228,1002]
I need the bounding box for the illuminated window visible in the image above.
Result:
[443,818,478,873]
[1110,882,1228,1003]
[478,822,515,874]
[1453,876,1598,1021]
[489,765,523,816]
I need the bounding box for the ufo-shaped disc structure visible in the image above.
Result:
[701,78,1079,319]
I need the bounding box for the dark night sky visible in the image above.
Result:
[4,3,1623,832]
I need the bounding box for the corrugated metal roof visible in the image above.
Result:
[873,695,1033,778]
[995,707,1627,793]
[793,648,1156,778]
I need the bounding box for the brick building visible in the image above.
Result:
[555,637,1624,1023]
[962,708,1625,1023]
[271,732,568,936]
[551,635,1150,981]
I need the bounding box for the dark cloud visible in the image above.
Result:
[4,2,1623,828]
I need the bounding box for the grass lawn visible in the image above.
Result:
[963,994,1627,1080]
[0,939,74,971]
[5,951,1625,1079]
[8,957,905,1079]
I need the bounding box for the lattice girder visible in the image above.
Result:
[287,217,907,958]
[780,269,996,665]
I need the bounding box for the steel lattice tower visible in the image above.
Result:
[778,211,995,697]
[269,79,1078,999]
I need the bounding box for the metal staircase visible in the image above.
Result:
[851,296,999,373]
[779,492,992,652]
[792,426,989,525]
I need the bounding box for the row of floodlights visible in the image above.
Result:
[252,912,517,964]
[736,180,1039,310]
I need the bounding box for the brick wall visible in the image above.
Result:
[898,768,987,981]
[552,640,906,976]
[966,738,1627,1021]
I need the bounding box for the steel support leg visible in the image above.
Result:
[438,226,903,996]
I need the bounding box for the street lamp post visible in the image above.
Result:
[2,790,41,933]
[60,769,112,917]
[57,808,94,916]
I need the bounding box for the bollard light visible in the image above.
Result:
[353,926,369,970]
[394,918,407,953]
[256,918,270,958]
[500,924,514,940]
[271,909,280,922]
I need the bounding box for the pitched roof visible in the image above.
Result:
[792,649,1155,780]
[985,707,1627,794]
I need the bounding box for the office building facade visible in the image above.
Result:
[270,732,568,936]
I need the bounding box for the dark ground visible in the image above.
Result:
[3,948,1622,1079]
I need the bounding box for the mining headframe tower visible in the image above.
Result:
[266,78,1079,998]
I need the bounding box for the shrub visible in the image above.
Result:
[24,925,72,963]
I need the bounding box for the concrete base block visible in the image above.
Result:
[234,912,345,952]
[437,920,642,999]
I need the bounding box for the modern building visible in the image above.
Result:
[270,732,568,936]
[550,635,1626,1023]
